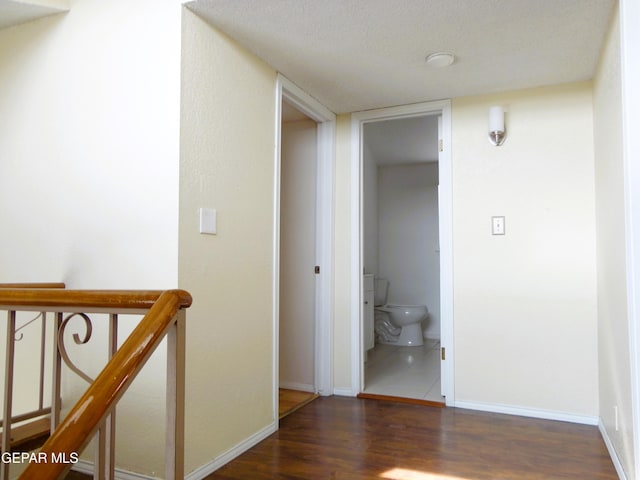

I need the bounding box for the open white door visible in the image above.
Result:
[437,111,454,405]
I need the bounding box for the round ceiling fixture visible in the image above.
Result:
[425,52,455,68]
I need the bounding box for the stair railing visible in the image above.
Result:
[0,288,192,480]
[1,283,66,457]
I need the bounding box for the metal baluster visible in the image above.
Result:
[95,313,118,480]
[95,427,106,480]
[165,310,186,480]
[51,312,63,430]
[105,313,117,480]
[38,312,46,411]
[1,311,17,480]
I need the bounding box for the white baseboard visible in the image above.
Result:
[72,460,156,480]
[185,421,277,480]
[279,381,315,392]
[455,400,599,425]
[73,421,278,480]
[333,387,357,397]
[599,420,628,480]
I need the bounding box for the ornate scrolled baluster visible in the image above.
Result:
[57,313,95,384]
[14,312,44,341]
[12,311,49,412]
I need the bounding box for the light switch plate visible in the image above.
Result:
[492,216,505,235]
[199,208,217,235]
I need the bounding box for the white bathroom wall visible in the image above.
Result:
[362,141,379,275]
[279,117,317,391]
[378,163,440,339]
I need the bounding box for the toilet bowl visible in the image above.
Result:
[375,305,428,346]
[373,278,428,347]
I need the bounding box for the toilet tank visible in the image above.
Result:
[374,277,389,306]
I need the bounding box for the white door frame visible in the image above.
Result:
[273,74,336,420]
[349,100,454,406]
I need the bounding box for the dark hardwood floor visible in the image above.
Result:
[206,396,618,480]
[280,388,320,419]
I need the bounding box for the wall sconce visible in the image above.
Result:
[488,106,506,146]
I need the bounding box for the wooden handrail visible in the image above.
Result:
[0,289,191,311]
[0,283,65,289]
[16,289,192,480]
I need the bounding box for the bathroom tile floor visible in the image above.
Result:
[363,339,444,403]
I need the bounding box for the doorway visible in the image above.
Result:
[360,114,443,404]
[274,75,336,420]
[351,100,454,406]
[278,100,318,413]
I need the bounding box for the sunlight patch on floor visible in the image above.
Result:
[381,468,471,480]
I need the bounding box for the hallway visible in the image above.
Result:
[207,396,617,479]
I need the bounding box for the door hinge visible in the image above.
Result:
[441,347,446,360]
[439,139,444,152]
[315,265,320,274]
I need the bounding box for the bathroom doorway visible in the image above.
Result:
[274,75,335,420]
[361,114,442,404]
[351,100,454,406]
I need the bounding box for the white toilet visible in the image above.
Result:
[374,278,428,347]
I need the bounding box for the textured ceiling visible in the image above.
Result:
[0,0,67,30]
[2,0,615,164]
[188,0,616,114]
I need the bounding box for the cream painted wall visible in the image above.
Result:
[333,113,354,393]
[280,118,317,391]
[594,4,636,477]
[179,8,277,475]
[452,83,598,417]
[12,0,69,8]
[0,0,182,475]
[333,86,598,415]
[0,1,180,289]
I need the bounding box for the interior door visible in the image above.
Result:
[279,113,318,392]
[437,114,447,398]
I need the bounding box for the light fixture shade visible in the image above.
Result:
[488,106,506,146]
[425,52,455,68]
[489,106,504,132]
